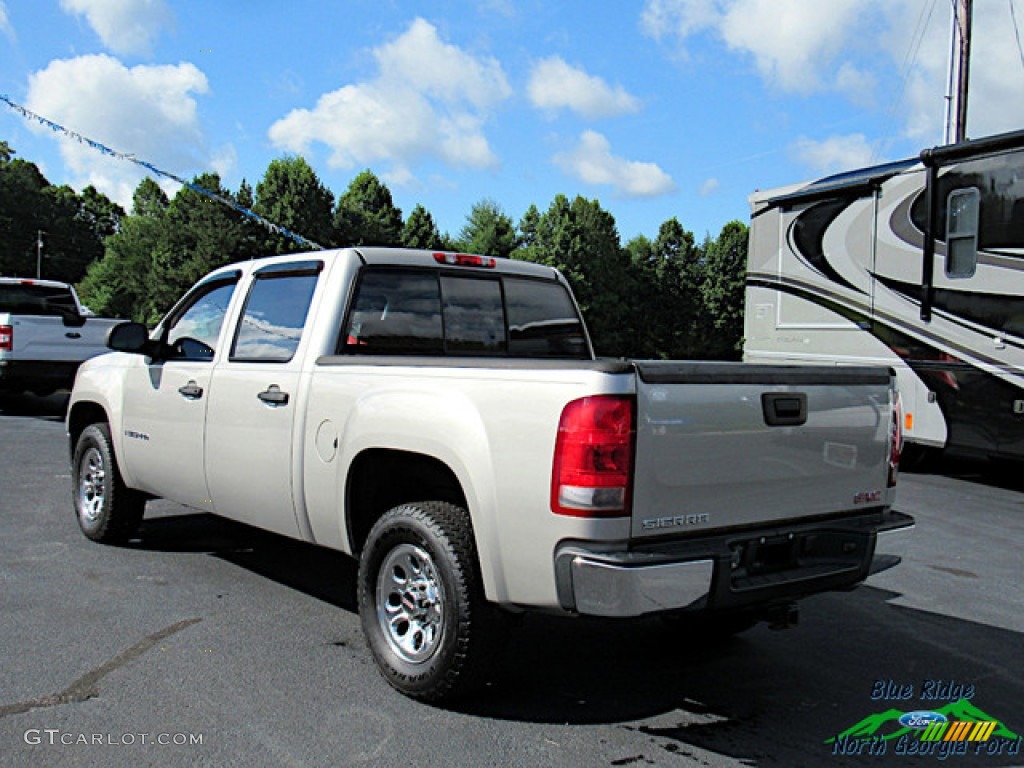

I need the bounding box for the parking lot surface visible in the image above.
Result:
[1,392,1022,767]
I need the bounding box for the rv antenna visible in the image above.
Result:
[945,0,973,144]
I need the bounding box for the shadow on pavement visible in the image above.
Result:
[128,512,1023,767]
[133,511,358,612]
[0,391,69,421]
[904,449,1024,493]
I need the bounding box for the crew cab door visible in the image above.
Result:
[204,261,322,539]
[119,275,241,508]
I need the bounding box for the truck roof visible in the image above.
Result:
[205,247,564,282]
[0,277,74,289]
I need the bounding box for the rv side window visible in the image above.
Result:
[945,187,979,279]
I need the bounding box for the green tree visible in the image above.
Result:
[334,170,403,247]
[0,155,50,277]
[132,177,169,217]
[232,179,264,264]
[699,220,748,359]
[145,173,245,319]
[515,204,541,261]
[401,204,443,249]
[652,218,702,359]
[254,156,335,253]
[80,174,250,322]
[523,194,633,357]
[0,147,122,282]
[624,234,662,358]
[77,179,168,320]
[457,199,517,258]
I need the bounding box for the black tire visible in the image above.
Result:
[357,501,495,702]
[72,423,145,543]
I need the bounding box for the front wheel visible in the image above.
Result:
[357,501,495,702]
[72,423,144,543]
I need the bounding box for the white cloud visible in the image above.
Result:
[554,130,675,198]
[25,54,212,207]
[641,0,1024,150]
[210,143,238,180]
[0,2,14,39]
[883,2,1024,144]
[698,177,720,197]
[374,18,510,108]
[528,56,640,119]
[834,62,877,108]
[641,0,867,92]
[719,0,865,93]
[269,18,510,184]
[790,134,875,175]
[60,0,173,57]
[640,0,720,44]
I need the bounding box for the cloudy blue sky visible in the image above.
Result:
[2,0,1024,245]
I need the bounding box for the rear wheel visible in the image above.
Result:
[357,501,495,702]
[72,423,144,543]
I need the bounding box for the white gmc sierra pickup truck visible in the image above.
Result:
[67,247,913,701]
[1,277,122,396]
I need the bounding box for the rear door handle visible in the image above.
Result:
[257,384,290,406]
[178,380,204,399]
[65,331,82,339]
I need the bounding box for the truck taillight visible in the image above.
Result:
[888,391,903,488]
[551,395,635,517]
[0,324,12,352]
[433,252,496,268]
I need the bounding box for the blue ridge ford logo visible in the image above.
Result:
[899,711,949,730]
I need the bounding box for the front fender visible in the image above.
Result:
[67,353,132,483]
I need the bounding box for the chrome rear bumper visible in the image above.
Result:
[555,509,915,618]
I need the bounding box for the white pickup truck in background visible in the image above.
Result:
[0,277,122,396]
[67,247,913,702]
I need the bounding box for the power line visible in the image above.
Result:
[1,93,323,251]
[1010,0,1024,72]
[873,0,941,163]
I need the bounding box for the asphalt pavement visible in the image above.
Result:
[1,391,1022,768]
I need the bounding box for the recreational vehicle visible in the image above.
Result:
[744,129,1024,461]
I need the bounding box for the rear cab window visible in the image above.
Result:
[230,262,322,362]
[341,267,588,359]
[0,283,79,316]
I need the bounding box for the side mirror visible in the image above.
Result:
[107,322,154,355]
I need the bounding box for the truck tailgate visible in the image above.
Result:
[631,362,895,540]
[1,315,114,363]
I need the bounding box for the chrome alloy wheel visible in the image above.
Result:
[77,446,106,523]
[376,543,445,664]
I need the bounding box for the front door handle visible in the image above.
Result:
[178,380,204,399]
[257,384,290,406]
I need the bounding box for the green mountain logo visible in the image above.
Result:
[826,699,1020,744]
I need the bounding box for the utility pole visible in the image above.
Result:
[945,0,973,144]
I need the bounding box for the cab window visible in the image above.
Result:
[165,280,238,361]
[231,273,319,362]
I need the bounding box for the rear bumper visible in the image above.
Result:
[554,509,915,617]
